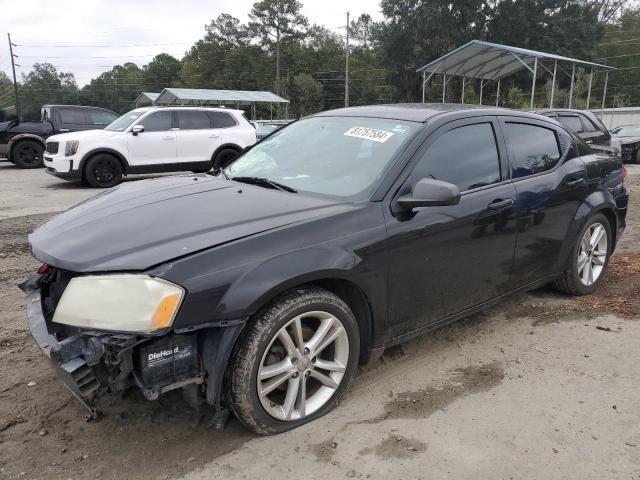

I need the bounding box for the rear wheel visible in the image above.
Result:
[84,154,123,188]
[227,287,360,435]
[12,140,44,168]
[213,148,240,170]
[552,213,612,295]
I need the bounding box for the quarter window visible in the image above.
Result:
[504,123,561,178]
[138,111,172,132]
[557,115,584,133]
[177,110,211,130]
[208,111,237,128]
[410,123,501,192]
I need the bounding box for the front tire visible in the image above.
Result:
[552,213,612,295]
[12,140,44,168]
[227,287,360,435]
[213,147,240,170]
[84,154,123,188]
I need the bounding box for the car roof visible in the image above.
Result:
[43,104,115,111]
[533,108,596,115]
[145,106,243,114]
[314,103,543,123]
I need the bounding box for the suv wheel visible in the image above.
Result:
[12,140,44,168]
[84,154,123,188]
[552,213,612,295]
[227,287,360,434]
[213,148,240,170]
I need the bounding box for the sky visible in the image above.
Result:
[0,0,382,88]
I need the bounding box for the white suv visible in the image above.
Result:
[43,106,257,187]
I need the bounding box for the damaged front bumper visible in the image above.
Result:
[21,272,245,419]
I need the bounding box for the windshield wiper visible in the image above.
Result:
[231,176,297,193]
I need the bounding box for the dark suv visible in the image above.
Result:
[533,109,611,148]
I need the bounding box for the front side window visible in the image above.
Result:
[409,123,501,192]
[580,115,597,132]
[504,123,561,178]
[58,108,86,125]
[557,115,584,133]
[138,111,173,132]
[177,110,211,130]
[225,117,419,199]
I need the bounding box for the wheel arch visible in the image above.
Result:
[79,148,129,176]
[211,143,243,161]
[7,134,45,160]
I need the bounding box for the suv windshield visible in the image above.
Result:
[105,109,148,132]
[225,116,418,199]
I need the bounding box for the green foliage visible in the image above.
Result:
[289,73,323,117]
[19,63,79,120]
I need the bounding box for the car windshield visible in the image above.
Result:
[225,116,418,199]
[105,109,148,132]
[612,125,640,137]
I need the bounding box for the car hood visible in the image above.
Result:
[617,136,640,144]
[29,175,351,272]
[47,129,120,142]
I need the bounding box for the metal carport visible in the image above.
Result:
[134,92,160,108]
[153,88,290,120]
[417,40,615,109]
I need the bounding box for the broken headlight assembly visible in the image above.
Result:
[52,274,184,334]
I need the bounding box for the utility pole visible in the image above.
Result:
[7,33,20,119]
[345,11,349,108]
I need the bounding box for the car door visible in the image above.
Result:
[55,107,90,133]
[499,117,588,286]
[175,110,219,164]
[126,110,176,167]
[384,117,517,339]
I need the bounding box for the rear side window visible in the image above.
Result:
[410,122,501,192]
[138,111,172,132]
[504,123,561,178]
[177,110,211,130]
[580,115,597,133]
[208,111,237,128]
[58,108,86,125]
[88,110,118,125]
[557,115,583,133]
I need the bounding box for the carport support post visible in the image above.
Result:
[530,57,538,109]
[442,74,446,103]
[586,67,594,109]
[550,60,557,108]
[422,71,426,103]
[496,79,500,106]
[569,64,576,108]
[479,79,484,105]
[461,77,465,104]
[601,71,609,111]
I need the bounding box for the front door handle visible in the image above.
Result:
[566,178,586,187]
[487,198,514,210]
[162,136,175,141]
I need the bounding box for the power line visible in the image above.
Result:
[14,42,194,48]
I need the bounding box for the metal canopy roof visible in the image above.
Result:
[155,88,289,105]
[416,40,614,81]
[138,92,160,102]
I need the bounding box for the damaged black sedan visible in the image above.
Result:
[22,104,628,434]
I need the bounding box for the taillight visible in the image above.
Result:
[37,263,49,274]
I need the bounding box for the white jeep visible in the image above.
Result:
[43,106,257,187]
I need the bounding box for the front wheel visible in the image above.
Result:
[552,213,612,295]
[84,154,123,188]
[213,148,240,170]
[12,140,44,168]
[227,287,360,434]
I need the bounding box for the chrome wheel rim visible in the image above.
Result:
[257,311,349,421]
[578,222,608,286]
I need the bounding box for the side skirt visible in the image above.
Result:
[127,161,212,175]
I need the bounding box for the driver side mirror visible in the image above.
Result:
[131,125,144,136]
[397,178,461,210]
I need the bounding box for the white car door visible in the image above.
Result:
[127,110,176,167]
[175,110,221,165]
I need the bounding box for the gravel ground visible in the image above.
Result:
[0,161,639,480]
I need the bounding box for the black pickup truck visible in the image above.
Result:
[0,105,118,168]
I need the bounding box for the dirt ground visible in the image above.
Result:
[1,162,640,479]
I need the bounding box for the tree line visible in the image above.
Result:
[2,0,637,120]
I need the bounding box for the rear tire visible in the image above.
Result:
[552,213,612,295]
[227,287,360,435]
[84,154,123,188]
[213,147,240,170]
[12,140,44,168]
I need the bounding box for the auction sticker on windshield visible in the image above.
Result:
[344,126,394,143]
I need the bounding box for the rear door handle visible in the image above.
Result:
[487,198,514,210]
